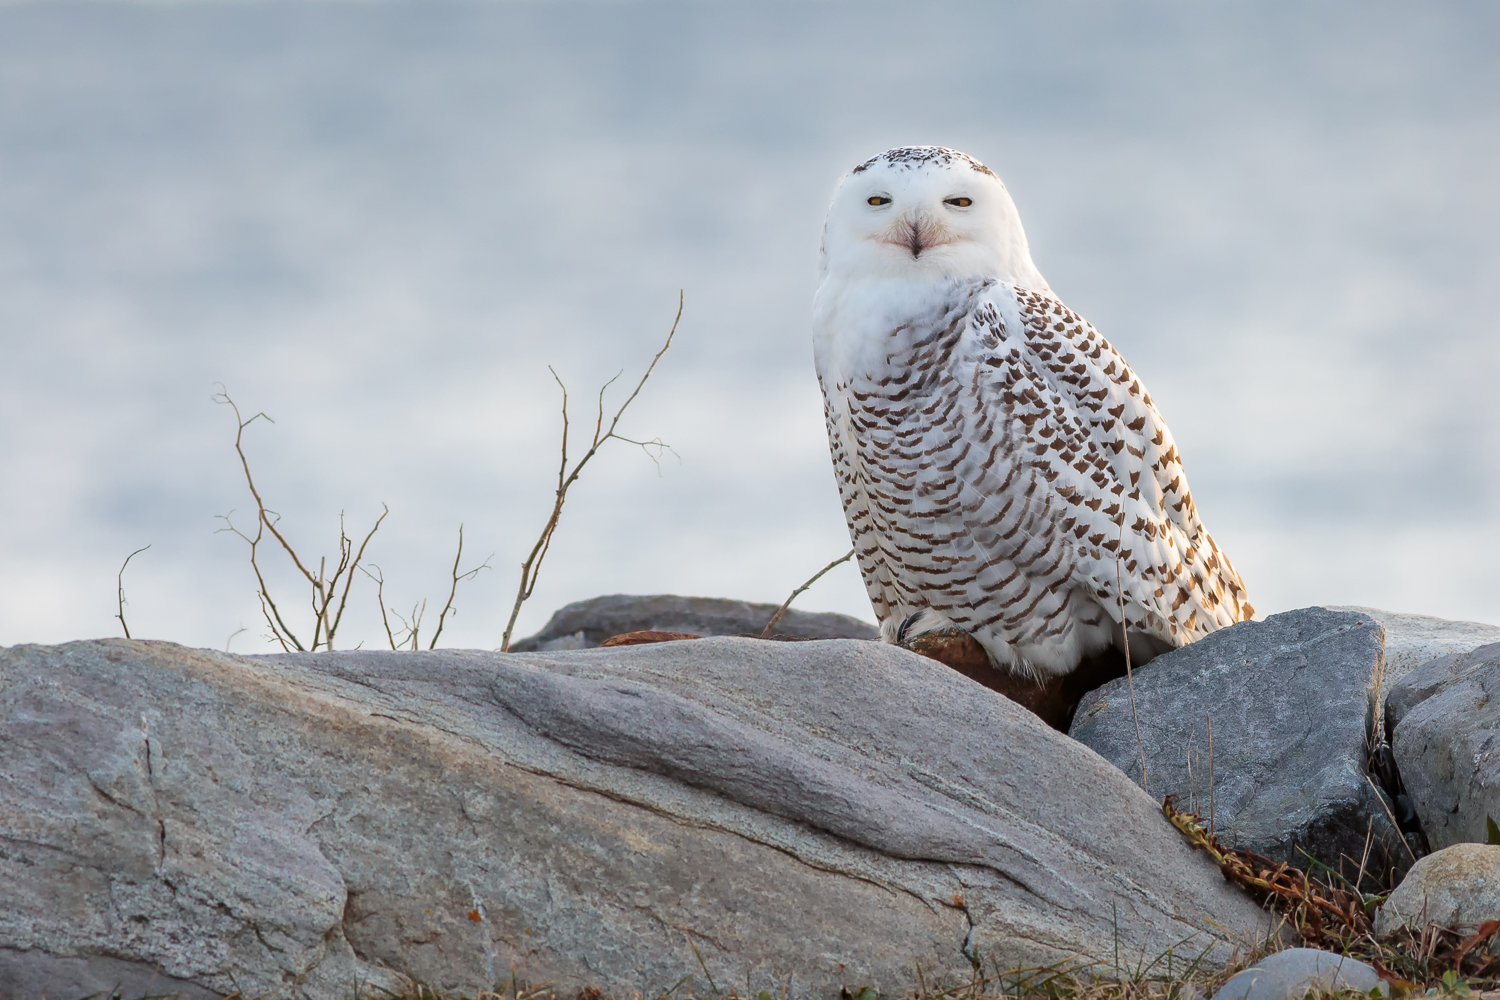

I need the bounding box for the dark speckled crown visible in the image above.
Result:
[851,146,997,178]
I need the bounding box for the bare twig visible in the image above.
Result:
[500,292,683,651]
[1116,520,1148,795]
[1165,795,1382,952]
[761,548,856,637]
[363,564,400,651]
[115,544,151,639]
[249,582,295,652]
[428,524,492,650]
[214,387,387,651]
[393,600,427,651]
[1355,815,1375,893]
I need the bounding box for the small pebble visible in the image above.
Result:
[1210,948,1386,1000]
[1375,843,1500,937]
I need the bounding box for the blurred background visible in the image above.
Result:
[1,0,1496,652]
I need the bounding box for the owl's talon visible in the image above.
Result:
[900,627,1129,732]
[895,611,926,645]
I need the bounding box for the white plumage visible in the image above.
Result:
[814,146,1253,678]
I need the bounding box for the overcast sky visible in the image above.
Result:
[1,0,1496,653]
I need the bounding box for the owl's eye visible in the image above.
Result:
[867,196,891,206]
[945,197,973,207]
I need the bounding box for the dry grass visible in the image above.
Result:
[73,853,1496,1000]
[340,926,1493,1000]
[1163,796,1500,994]
[337,945,1296,1000]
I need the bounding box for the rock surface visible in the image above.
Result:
[1210,947,1386,1000]
[1331,606,1500,710]
[0,948,219,1000]
[1375,844,1500,936]
[1388,643,1500,850]
[509,593,879,650]
[1387,641,1500,734]
[1,637,1271,1000]
[1070,608,1408,885]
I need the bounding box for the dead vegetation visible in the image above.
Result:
[344,912,1494,1000]
[107,295,683,654]
[212,387,488,652]
[337,938,1338,1000]
[190,295,682,654]
[1165,795,1500,993]
[112,543,151,640]
[363,524,491,651]
[499,292,682,651]
[760,547,855,637]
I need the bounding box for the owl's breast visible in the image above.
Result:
[813,275,996,389]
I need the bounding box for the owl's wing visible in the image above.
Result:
[959,282,1254,650]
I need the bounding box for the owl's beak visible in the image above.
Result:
[886,214,946,259]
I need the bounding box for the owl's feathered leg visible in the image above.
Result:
[887,609,1154,732]
[898,628,1130,732]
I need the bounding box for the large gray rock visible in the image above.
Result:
[1375,843,1500,936]
[0,638,1270,1000]
[1330,606,1500,711]
[1388,643,1500,850]
[1070,608,1408,885]
[509,593,878,650]
[1387,641,1500,734]
[1210,948,1385,1000]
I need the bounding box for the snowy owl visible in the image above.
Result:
[814,146,1253,682]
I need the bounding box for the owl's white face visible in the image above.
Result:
[820,147,1047,291]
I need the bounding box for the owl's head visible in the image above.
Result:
[820,146,1048,290]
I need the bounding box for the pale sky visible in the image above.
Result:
[1,1,1496,652]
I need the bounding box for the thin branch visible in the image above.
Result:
[114,544,151,640]
[594,371,622,446]
[241,514,304,649]
[1355,814,1375,894]
[406,601,427,650]
[388,600,426,651]
[612,435,678,472]
[214,387,322,589]
[325,506,387,650]
[761,548,855,637]
[500,292,683,651]
[310,553,330,651]
[219,509,305,651]
[214,388,310,652]
[428,524,493,650]
[254,587,294,652]
[362,564,400,651]
[214,387,386,652]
